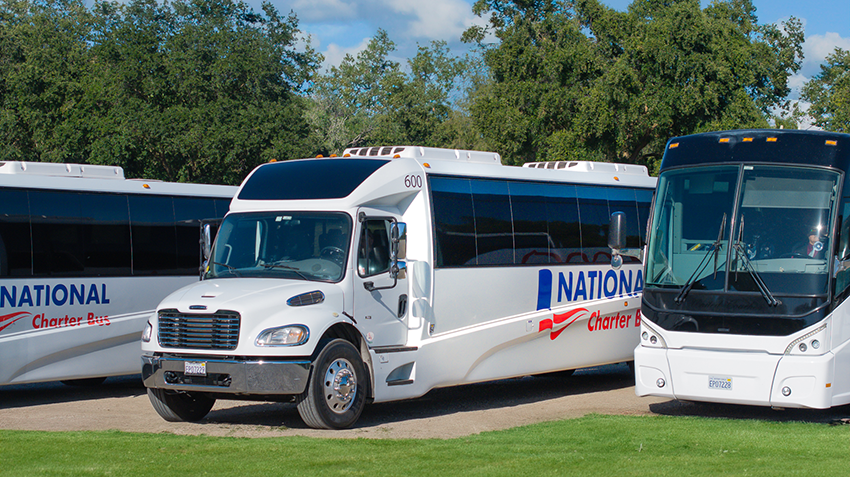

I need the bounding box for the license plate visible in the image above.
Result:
[184,361,207,376]
[708,376,732,390]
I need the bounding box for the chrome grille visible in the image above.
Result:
[158,309,240,350]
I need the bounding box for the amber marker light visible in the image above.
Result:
[743,137,753,142]
[143,184,151,189]
[766,137,778,142]
[719,138,730,143]
[826,140,838,146]
[668,143,679,149]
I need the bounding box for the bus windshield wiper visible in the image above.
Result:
[210,261,241,277]
[263,262,310,281]
[733,216,779,306]
[675,213,726,303]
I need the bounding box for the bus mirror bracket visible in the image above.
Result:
[609,212,626,269]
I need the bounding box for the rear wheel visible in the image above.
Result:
[147,387,215,422]
[297,339,367,429]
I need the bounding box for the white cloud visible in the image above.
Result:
[801,32,850,78]
[288,0,357,23]
[320,37,372,71]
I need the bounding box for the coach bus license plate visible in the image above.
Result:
[184,361,207,377]
[708,376,732,390]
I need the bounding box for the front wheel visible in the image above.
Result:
[297,339,367,429]
[147,387,215,422]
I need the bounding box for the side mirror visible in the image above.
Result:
[392,222,407,260]
[609,212,626,269]
[203,223,213,260]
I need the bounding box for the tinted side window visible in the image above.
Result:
[545,184,583,263]
[0,189,32,276]
[80,193,131,276]
[471,180,513,265]
[636,189,653,247]
[174,197,218,275]
[576,186,611,263]
[431,177,476,267]
[129,195,177,275]
[30,191,86,276]
[510,182,555,264]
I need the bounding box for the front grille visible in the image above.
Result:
[158,309,240,350]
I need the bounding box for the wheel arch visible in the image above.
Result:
[316,322,374,399]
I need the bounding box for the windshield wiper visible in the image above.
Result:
[210,261,241,277]
[675,213,726,303]
[733,215,779,306]
[262,262,310,281]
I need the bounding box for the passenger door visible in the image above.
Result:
[352,210,408,347]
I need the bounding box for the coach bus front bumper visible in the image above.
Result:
[635,346,835,409]
[141,354,310,395]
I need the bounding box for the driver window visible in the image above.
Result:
[836,204,850,295]
[358,219,391,277]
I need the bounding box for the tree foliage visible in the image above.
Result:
[0,0,319,184]
[465,0,804,168]
[802,47,850,133]
[307,30,483,155]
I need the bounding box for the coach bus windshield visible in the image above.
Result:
[205,212,351,282]
[646,165,840,298]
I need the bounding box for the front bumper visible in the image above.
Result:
[634,345,835,409]
[142,354,311,395]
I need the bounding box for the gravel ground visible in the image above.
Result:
[1,363,848,439]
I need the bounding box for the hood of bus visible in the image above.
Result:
[145,278,348,356]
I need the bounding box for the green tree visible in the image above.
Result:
[307,31,479,154]
[0,0,94,161]
[85,0,319,184]
[464,0,804,168]
[801,47,850,133]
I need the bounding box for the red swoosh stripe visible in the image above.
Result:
[0,311,31,333]
[549,308,588,340]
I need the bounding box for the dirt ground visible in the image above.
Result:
[1,364,848,439]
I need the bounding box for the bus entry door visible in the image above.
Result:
[353,212,408,347]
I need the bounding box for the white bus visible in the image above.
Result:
[635,129,850,409]
[0,161,236,386]
[141,146,656,429]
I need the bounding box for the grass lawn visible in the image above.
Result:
[1,414,847,476]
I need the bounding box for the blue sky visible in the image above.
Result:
[273,0,849,105]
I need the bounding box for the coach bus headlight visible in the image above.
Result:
[256,325,309,347]
[141,321,153,343]
[784,323,828,355]
[640,322,667,349]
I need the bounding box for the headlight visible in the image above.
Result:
[256,325,309,347]
[640,321,667,348]
[141,321,153,343]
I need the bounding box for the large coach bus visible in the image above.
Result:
[635,129,850,409]
[141,146,656,429]
[0,161,236,386]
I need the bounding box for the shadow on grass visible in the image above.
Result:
[201,363,636,430]
[0,374,146,409]
[649,399,850,424]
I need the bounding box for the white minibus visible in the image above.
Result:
[141,146,656,428]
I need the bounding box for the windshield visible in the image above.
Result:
[205,212,351,282]
[646,165,840,297]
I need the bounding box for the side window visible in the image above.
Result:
[30,190,86,276]
[79,193,131,276]
[174,197,218,275]
[129,195,177,275]
[471,180,513,265]
[358,219,392,277]
[431,177,476,267]
[510,181,555,264]
[0,189,33,277]
[576,186,611,263]
[545,184,583,263]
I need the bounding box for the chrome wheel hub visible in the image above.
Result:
[323,358,357,413]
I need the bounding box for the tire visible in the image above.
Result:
[297,339,367,429]
[147,387,215,422]
[61,377,107,386]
